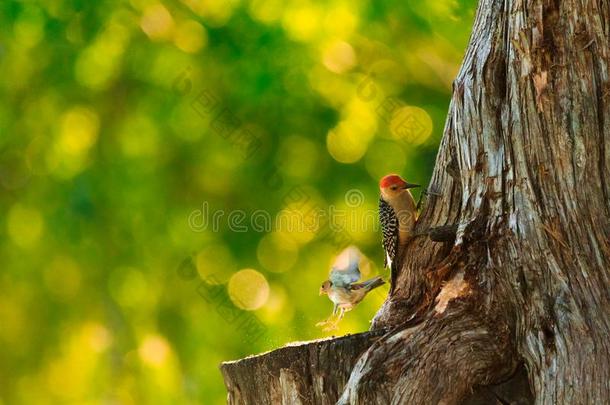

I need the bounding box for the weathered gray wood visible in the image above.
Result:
[222,0,610,403]
[221,329,532,404]
[220,331,383,404]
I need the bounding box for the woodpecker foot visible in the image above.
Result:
[416,194,424,211]
[424,187,442,197]
[416,187,442,210]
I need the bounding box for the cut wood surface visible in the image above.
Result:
[221,332,383,405]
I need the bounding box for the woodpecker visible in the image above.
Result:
[379,174,420,274]
[316,246,385,331]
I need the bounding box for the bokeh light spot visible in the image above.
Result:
[283,5,322,42]
[331,200,378,244]
[0,296,25,348]
[196,244,236,284]
[58,106,100,155]
[277,135,321,180]
[140,4,174,40]
[139,334,170,367]
[74,22,128,90]
[326,121,370,163]
[248,0,283,24]
[258,284,293,323]
[257,233,298,273]
[228,269,270,310]
[7,204,44,248]
[390,106,433,145]
[86,323,112,353]
[308,65,352,106]
[364,140,407,180]
[324,5,358,37]
[275,188,326,245]
[13,6,45,48]
[118,114,159,158]
[344,98,377,135]
[108,267,149,309]
[44,256,82,301]
[182,0,239,27]
[174,20,207,53]
[322,40,356,74]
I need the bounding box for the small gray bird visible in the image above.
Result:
[316,246,385,331]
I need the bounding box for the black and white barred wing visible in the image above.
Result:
[379,198,398,269]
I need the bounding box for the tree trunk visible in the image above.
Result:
[221,0,610,403]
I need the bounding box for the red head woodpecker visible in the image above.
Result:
[379,174,420,271]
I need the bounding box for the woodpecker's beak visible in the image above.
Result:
[403,182,420,189]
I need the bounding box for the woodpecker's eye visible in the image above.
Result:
[390,186,397,190]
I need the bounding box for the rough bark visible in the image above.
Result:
[222,0,610,403]
[221,328,532,405]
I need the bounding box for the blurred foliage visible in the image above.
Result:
[0,0,476,403]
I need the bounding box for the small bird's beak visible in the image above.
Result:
[403,182,420,189]
[319,288,324,296]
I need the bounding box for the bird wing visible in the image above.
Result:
[351,276,385,290]
[329,245,361,288]
[379,198,398,269]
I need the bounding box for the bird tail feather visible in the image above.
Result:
[363,276,385,291]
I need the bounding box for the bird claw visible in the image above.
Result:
[316,319,340,331]
[424,187,442,197]
[322,323,339,332]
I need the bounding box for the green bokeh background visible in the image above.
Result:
[0,1,476,403]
